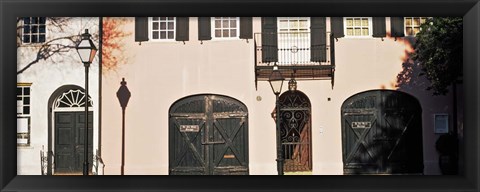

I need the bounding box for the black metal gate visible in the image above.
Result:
[169,94,249,175]
[278,90,312,172]
[341,90,423,174]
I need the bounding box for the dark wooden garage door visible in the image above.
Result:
[169,95,249,175]
[54,111,93,174]
[341,90,423,174]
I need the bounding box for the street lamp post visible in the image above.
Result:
[116,78,131,175]
[76,29,97,176]
[268,64,285,175]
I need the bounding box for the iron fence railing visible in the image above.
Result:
[254,32,332,66]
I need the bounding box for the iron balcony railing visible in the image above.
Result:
[254,32,335,88]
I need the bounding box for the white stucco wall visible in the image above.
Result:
[17,17,100,175]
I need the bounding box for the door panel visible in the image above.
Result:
[341,90,423,174]
[169,95,249,175]
[54,111,93,174]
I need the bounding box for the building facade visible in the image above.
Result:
[17,17,463,175]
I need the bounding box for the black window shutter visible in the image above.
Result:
[198,17,212,41]
[240,17,253,39]
[331,17,344,38]
[372,17,386,38]
[310,17,327,62]
[261,17,278,63]
[390,17,405,37]
[176,17,189,41]
[135,17,149,42]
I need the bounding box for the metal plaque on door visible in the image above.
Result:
[180,125,200,132]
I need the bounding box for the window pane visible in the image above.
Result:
[23,35,30,43]
[168,17,174,20]
[160,31,166,39]
[346,19,353,27]
[413,27,420,35]
[214,29,221,37]
[39,25,46,33]
[153,22,159,30]
[160,17,166,20]
[406,28,413,36]
[39,17,46,24]
[406,18,412,26]
[24,106,30,115]
[347,28,353,36]
[32,17,39,24]
[222,20,229,28]
[32,26,38,33]
[32,35,38,42]
[160,22,166,30]
[223,29,229,37]
[24,97,30,105]
[39,35,45,42]
[354,19,361,26]
[230,29,236,37]
[414,18,420,25]
[230,20,237,28]
[168,31,174,39]
[153,31,159,39]
[362,28,369,36]
[362,18,368,26]
[354,28,361,35]
[215,20,221,28]
[421,18,426,24]
[279,21,288,29]
[168,22,174,30]
[24,87,30,95]
[17,88,22,96]
[24,17,31,24]
[152,17,159,21]
[23,26,30,33]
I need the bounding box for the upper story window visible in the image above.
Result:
[212,17,239,39]
[405,17,427,36]
[278,17,310,33]
[149,17,176,41]
[17,83,32,146]
[22,17,46,44]
[344,17,372,37]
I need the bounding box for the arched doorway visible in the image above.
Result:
[47,85,93,175]
[169,94,249,175]
[275,79,312,172]
[341,89,423,174]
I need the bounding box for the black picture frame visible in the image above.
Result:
[1,0,479,191]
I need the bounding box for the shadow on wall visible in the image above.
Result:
[342,91,424,175]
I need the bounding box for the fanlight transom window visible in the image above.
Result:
[53,89,93,109]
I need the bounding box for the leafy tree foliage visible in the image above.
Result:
[412,17,463,95]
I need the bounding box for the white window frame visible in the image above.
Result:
[17,83,32,146]
[276,17,311,65]
[21,17,47,44]
[211,17,240,40]
[404,17,428,36]
[148,17,176,42]
[344,17,373,38]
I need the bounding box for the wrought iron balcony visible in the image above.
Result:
[254,32,335,88]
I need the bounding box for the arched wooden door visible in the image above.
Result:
[169,94,249,175]
[278,90,312,172]
[341,90,423,174]
[51,88,93,174]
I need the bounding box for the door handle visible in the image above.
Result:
[201,136,225,145]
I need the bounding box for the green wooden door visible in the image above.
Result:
[54,111,93,174]
[341,90,423,174]
[169,95,249,175]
